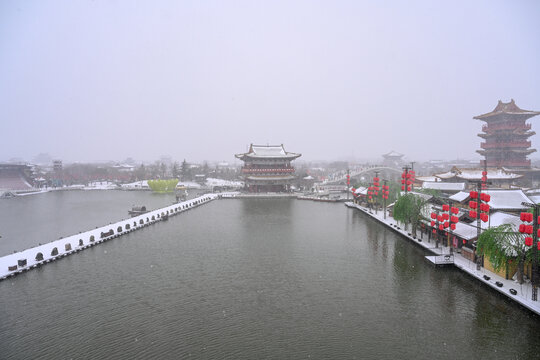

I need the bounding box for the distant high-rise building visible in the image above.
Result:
[476,99,540,168]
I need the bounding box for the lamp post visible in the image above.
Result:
[373,171,380,215]
[468,181,491,270]
[382,180,389,219]
[401,165,412,193]
[520,201,539,301]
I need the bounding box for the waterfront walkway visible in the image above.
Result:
[0,194,218,280]
[345,201,540,316]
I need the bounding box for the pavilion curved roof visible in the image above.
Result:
[235,144,301,160]
[474,99,540,120]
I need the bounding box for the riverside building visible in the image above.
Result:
[235,144,301,192]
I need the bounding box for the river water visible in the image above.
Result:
[0,191,539,359]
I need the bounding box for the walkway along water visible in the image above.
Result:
[345,201,540,316]
[0,194,218,280]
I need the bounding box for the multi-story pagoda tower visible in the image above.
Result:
[235,144,301,192]
[475,99,540,168]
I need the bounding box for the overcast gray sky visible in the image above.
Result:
[1,0,539,164]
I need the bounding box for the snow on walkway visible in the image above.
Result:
[345,202,540,316]
[0,194,218,280]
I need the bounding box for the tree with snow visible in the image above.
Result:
[392,193,427,235]
[477,224,531,284]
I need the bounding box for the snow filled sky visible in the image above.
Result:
[1,0,539,164]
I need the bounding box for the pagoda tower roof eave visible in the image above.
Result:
[474,112,540,121]
[236,153,301,161]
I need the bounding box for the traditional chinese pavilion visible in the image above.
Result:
[235,144,301,192]
[475,99,540,168]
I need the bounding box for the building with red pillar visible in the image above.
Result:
[235,144,301,192]
[475,99,540,168]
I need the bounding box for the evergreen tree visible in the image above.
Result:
[181,159,191,181]
[172,161,180,179]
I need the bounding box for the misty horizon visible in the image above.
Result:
[1,1,539,164]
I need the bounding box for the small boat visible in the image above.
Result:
[128,205,147,217]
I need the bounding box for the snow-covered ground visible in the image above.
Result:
[121,180,149,190]
[84,181,119,190]
[0,194,218,280]
[205,177,243,188]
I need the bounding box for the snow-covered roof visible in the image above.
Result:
[416,176,439,182]
[528,195,540,204]
[382,150,403,158]
[354,186,367,195]
[474,99,540,119]
[451,222,478,240]
[435,171,455,179]
[449,189,533,210]
[482,190,533,210]
[422,182,466,191]
[481,211,521,230]
[449,191,470,202]
[235,144,301,160]
[456,169,522,180]
[434,167,522,181]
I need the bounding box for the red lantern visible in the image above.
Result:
[442,213,449,220]
[451,216,459,223]
[433,229,437,234]
[525,237,533,247]
[470,191,478,199]
[431,220,435,227]
[431,213,437,219]
[469,210,477,218]
[483,194,490,202]
[444,221,449,228]
[521,212,528,222]
[374,177,380,182]
[526,225,534,235]
[469,201,477,209]
[401,185,405,191]
[439,224,444,230]
[538,241,540,251]
[407,186,411,191]
[463,239,466,244]
[442,204,450,211]
[480,213,488,223]
[519,224,526,233]
[437,215,443,222]
[450,223,456,230]
[451,207,459,214]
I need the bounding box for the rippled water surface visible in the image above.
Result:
[1,193,539,359]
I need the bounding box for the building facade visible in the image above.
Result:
[235,144,301,192]
[475,99,540,168]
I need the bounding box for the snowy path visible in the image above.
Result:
[345,202,540,316]
[0,194,218,280]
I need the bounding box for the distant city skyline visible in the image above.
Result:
[1,1,539,163]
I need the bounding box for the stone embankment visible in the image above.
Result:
[345,201,540,316]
